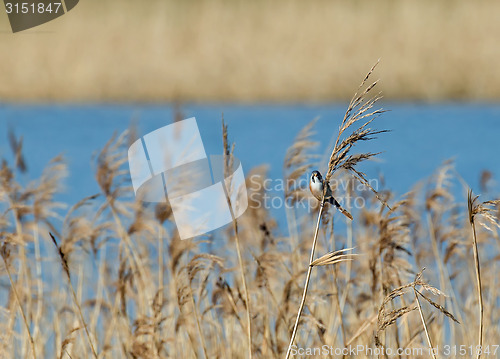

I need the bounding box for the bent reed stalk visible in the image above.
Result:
[223,119,253,359]
[49,233,98,359]
[285,200,326,359]
[467,190,500,359]
[285,62,388,358]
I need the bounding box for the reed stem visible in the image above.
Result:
[470,220,484,359]
[285,200,325,359]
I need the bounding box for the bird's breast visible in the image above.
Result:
[309,181,323,199]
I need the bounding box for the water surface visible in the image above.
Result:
[1,103,499,228]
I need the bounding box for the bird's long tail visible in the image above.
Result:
[328,197,354,220]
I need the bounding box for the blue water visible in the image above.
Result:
[1,103,499,229]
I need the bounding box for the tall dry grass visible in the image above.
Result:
[1,69,500,359]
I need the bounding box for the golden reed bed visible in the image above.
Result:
[1,0,500,102]
[1,65,499,358]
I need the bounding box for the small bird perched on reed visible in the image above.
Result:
[309,170,353,220]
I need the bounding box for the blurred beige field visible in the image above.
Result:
[1,0,500,102]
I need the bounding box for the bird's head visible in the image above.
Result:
[311,170,322,183]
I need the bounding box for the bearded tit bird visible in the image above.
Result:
[309,170,353,220]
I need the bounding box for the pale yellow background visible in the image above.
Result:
[1,0,499,102]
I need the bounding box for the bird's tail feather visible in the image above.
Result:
[328,197,353,220]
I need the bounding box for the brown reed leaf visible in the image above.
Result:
[49,232,70,279]
[8,128,27,173]
[310,247,357,267]
[414,289,459,324]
